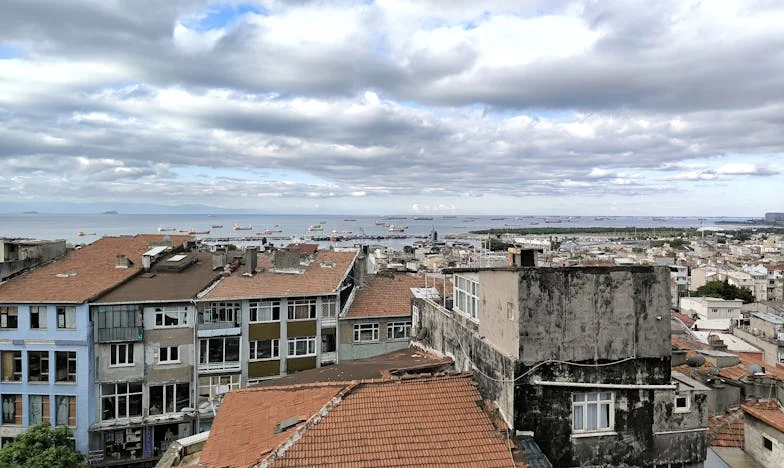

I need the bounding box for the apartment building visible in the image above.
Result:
[680,296,744,323]
[412,263,708,467]
[196,246,360,388]
[0,238,67,282]
[0,235,189,453]
[87,251,221,467]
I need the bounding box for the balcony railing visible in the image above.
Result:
[321,316,337,328]
[96,327,143,343]
[198,361,241,373]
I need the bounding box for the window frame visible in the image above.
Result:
[158,346,180,364]
[674,394,691,413]
[287,298,317,321]
[154,306,188,328]
[28,394,50,425]
[149,383,191,415]
[763,435,773,451]
[0,306,19,329]
[198,337,241,368]
[54,395,76,428]
[0,351,22,382]
[109,343,134,367]
[198,374,240,402]
[56,306,77,329]
[287,336,316,357]
[100,382,143,421]
[321,297,338,318]
[454,275,480,322]
[353,323,379,343]
[249,339,280,361]
[249,300,281,323]
[1,394,21,425]
[571,392,614,434]
[55,351,77,383]
[29,306,47,330]
[201,302,241,325]
[386,321,411,341]
[27,351,50,383]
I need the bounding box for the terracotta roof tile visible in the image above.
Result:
[0,234,191,303]
[344,274,427,319]
[202,250,358,300]
[741,400,784,433]
[672,311,695,327]
[271,375,514,467]
[708,409,744,448]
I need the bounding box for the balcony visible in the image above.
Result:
[197,322,241,337]
[321,316,337,328]
[96,327,143,343]
[198,361,241,374]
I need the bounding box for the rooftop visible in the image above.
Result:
[201,373,516,467]
[0,234,191,304]
[344,274,429,319]
[751,311,784,325]
[708,409,744,448]
[94,252,222,304]
[201,249,358,301]
[741,400,784,433]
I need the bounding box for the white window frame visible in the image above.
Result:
[287,336,316,357]
[572,392,614,434]
[159,346,180,364]
[199,374,240,402]
[454,275,480,322]
[198,337,240,371]
[249,300,281,323]
[154,306,188,328]
[674,394,691,413]
[56,306,76,329]
[249,339,280,361]
[353,323,379,343]
[287,298,317,321]
[386,321,411,341]
[321,297,338,318]
[149,383,190,414]
[55,351,77,383]
[202,302,241,324]
[101,382,143,420]
[0,306,18,329]
[29,306,47,330]
[109,343,134,367]
[27,351,50,383]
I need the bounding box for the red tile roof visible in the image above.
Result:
[200,374,515,468]
[741,400,784,433]
[286,243,318,256]
[202,250,358,300]
[708,409,744,448]
[0,235,191,303]
[672,311,695,327]
[344,274,426,319]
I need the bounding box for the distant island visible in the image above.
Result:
[21,210,39,214]
[101,210,119,215]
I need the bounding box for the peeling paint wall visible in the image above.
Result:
[744,415,784,467]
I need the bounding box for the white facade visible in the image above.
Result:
[679,297,743,322]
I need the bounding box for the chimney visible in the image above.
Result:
[142,255,152,271]
[212,250,227,270]
[116,255,132,269]
[245,247,258,275]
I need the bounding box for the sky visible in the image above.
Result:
[1,0,783,216]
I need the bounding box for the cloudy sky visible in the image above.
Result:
[1,0,782,215]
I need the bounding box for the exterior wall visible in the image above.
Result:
[679,297,742,321]
[145,326,195,384]
[95,342,145,382]
[247,360,280,379]
[0,240,67,281]
[478,270,519,358]
[749,315,781,339]
[0,303,92,453]
[744,415,784,467]
[287,356,317,372]
[338,317,411,361]
[732,328,781,366]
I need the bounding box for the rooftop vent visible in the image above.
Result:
[244,247,258,276]
[274,416,305,434]
[212,250,227,270]
[116,255,133,269]
[55,271,77,278]
[320,261,336,269]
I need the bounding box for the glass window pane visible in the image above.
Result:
[587,403,598,430]
[573,405,583,430]
[599,403,610,429]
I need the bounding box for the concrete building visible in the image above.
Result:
[680,297,743,324]
[0,238,66,282]
[764,212,784,225]
[196,246,360,388]
[741,400,784,467]
[0,235,190,453]
[87,251,222,466]
[412,264,709,467]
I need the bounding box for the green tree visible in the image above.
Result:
[694,279,755,303]
[0,423,86,468]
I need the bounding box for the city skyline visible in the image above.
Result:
[1,0,783,216]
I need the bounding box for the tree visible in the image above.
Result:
[694,279,755,303]
[0,423,86,468]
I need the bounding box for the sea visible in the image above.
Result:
[0,213,760,250]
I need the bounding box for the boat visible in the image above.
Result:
[233,224,252,231]
[343,219,357,222]
[158,226,176,232]
[268,228,283,233]
[413,216,434,220]
[308,225,324,232]
[258,230,273,235]
[375,221,388,226]
[388,224,407,232]
[187,230,210,235]
[211,224,223,228]
[490,217,506,221]
[443,216,457,219]
[76,231,96,237]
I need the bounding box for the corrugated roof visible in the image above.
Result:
[0,235,191,303]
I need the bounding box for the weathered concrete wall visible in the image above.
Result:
[412,298,516,425]
[706,382,741,416]
[744,414,784,467]
[517,267,671,365]
[338,318,410,361]
[96,342,145,382]
[478,270,519,358]
[732,328,780,366]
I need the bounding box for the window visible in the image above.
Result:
[353,323,379,342]
[56,306,76,329]
[0,306,18,329]
[159,346,180,364]
[387,321,411,340]
[287,336,316,357]
[322,297,337,318]
[199,337,240,368]
[763,436,773,451]
[1,351,22,382]
[572,392,613,433]
[55,395,76,427]
[199,374,240,402]
[110,343,134,367]
[29,395,50,424]
[249,300,281,322]
[201,302,240,325]
[1,395,21,425]
[55,351,77,383]
[28,351,50,382]
[29,306,46,329]
[149,383,190,415]
[454,275,480,321]
[249,340,279,361]
[154,306,188,328]
[101,382,142,420]
[674,395,690,413]
[288,298,316,320]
